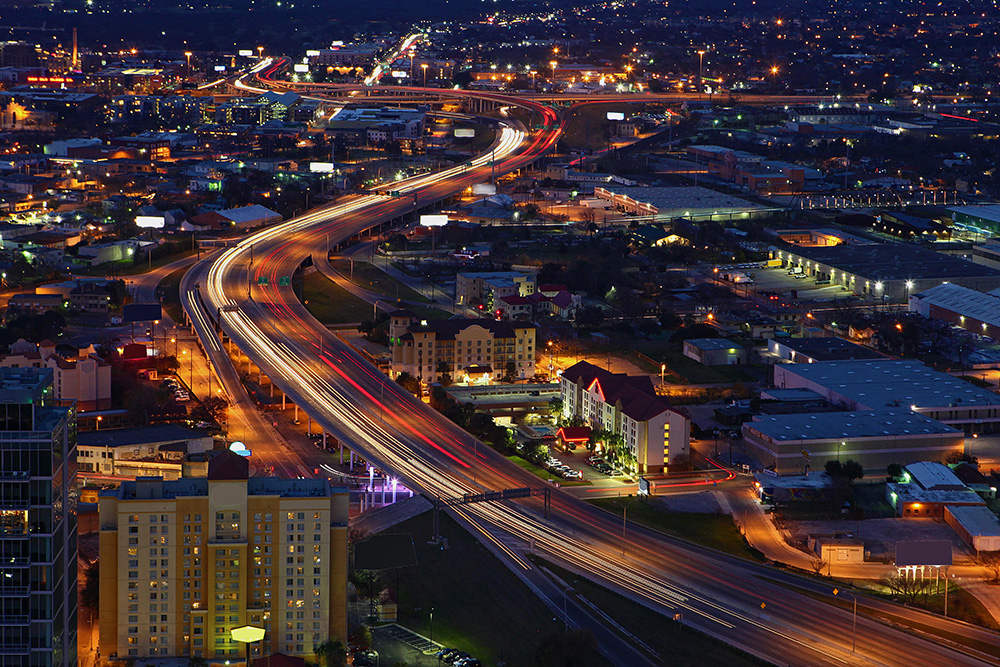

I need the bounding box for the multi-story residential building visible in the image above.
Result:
[98,452,348,663]
[388,311,536,384]
[0,367,78,667]
[560,361,690,474]
[0,340,112,411]
[454,271,535,310]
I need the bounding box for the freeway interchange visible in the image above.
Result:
[180,68,1000,666]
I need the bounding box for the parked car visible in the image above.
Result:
[562,470,582,479]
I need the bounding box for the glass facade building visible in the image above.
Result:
[0,368,78,667]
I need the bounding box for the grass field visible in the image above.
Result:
[330,259,428,303]
[588,498,761,559]
[385,511,582,667]
[300,271,375,325]
[159,266,188,324]
[534,557,770,667]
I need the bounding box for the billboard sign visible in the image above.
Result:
[391,71,407,78]
[123,303,163,323]
[293,63,309,73]
[606,111,625,121]
[135,215,165,229]
[419,214,448,227]
[213,65,226,72]
[472,183,496,196]
[306,50,321,57]
[310,162,335,173]
[454,128,475,138]
[238,49,254,57]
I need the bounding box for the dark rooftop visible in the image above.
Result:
[783,244,1000,281]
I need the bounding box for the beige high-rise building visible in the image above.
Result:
[98,451,349,662]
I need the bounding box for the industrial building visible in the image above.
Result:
[742,410,963,475]
[98,452,349,662]
[773,359,1000,434]
[944,505,1000,552]
[593,186,769,222]
[0,367,78,667]
[771,243,1000,302]
[560,361,690,474]
[682,338,747,366]
[908,282,1000,339]
[886,461,985,518]
[949,205,1000,235]
[767,337,887,364]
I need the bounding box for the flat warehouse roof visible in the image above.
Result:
[779,244,1000,281]
[946,505,1000,537]
[602,186,766,212]
[780,360,1000,409]
[744,409,959,442]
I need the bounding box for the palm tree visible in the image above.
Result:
[314,640,347,667]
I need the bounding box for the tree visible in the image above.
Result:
[502,361,517,384]
[80,560,99,612]
[435,361,453,387]
[574,305,605,330]
[394,372,420,395]
[881,572,931,605]
[945,451,979,466]
[886,463,903,479]
[548,396,564,416]
[190,396,228,424]
[534,629,601,667]
[315,640,348,667]
[981,551,1000,583]
[811,558,828,577]
[842,460,864,481]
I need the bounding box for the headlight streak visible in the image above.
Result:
[186,77,883,666]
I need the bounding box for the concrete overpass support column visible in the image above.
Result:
[294,404,299,423]
[282,393,286,411]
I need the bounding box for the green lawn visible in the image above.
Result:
[588,498,761,559]
[329,259,429,303]
[385,511,589,667]
[159,266,188,324]
[534,557,770,667]
[560,103,637,152]
[300,271,376,325]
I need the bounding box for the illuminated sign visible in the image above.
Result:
[238,49,254,57]
[472,183,496,196]
[229,442,252,457]
[306,50,321,57]
[391,71,407,78]
[214,65,226,72]
[310,162,335,173]
[135,215,165,229]
[454,128,475,138]
[606,111,625,121]
[419,214,448,227]
[293,64,309,73]
[26,76,71,84]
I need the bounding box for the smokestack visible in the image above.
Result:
[71,27,78,70]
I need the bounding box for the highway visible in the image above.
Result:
[181,67,1000,666]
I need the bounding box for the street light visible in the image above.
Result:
[184,51,192,78]
[256,46,264,59]
[697,50,705,99]
[832,588,857,653]
[550,60,557,81]
[231,625,265,665]
[421,62,428,86]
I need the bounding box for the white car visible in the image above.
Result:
[562,470,582,479]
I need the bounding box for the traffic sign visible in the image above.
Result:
[279,276,291,286]
[257,276,269,285]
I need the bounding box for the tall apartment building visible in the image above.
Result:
[98,452,349,662]
[560,361,690,474]
[0,367,78,667]
[454,271,535,310]
[389,311,536,383]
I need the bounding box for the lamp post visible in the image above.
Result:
[231,625,265,666]
[660,363,666,387]
[839,440,845,463]
[421,63,428,86]
[550,60,557,81]
[832,589,857,653]
[530,70,537,91]
[697,50,705,100]
[184,51,192,78]
[256,46,264,60]
[613,493,637,557]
